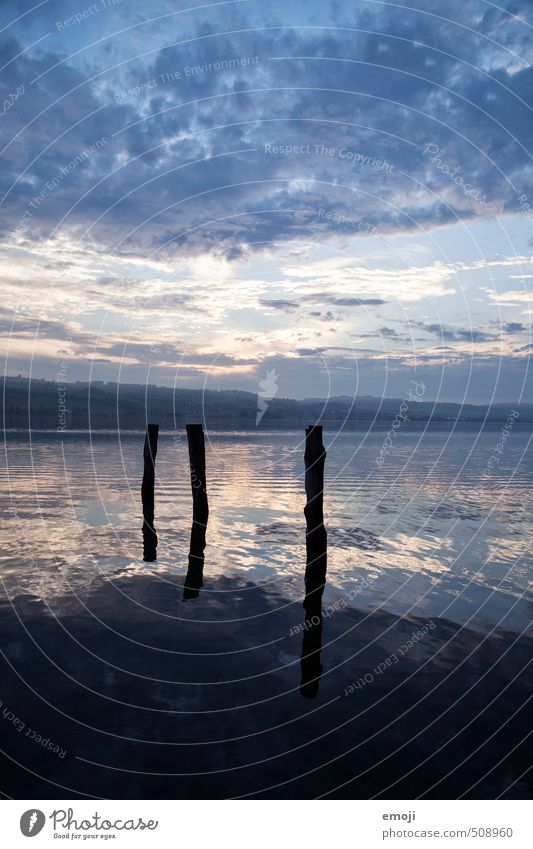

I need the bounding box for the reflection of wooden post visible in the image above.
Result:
[300,600,323,699]
[141,424,159,562]
[301,425,327,698]
[183,424,209,599]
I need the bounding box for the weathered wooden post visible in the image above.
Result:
[183,423,209,599]
[304,424,327,595]
[141,423,159,562]
[300,424,327,697]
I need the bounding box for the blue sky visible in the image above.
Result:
[1,0,532,402]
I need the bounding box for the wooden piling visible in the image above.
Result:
[303,424,327,596]
[141,423,159,562]
[183,423,209,599]
[300,424,327,697]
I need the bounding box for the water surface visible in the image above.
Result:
[0,427,531,798]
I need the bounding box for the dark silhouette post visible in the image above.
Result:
[300,599,323,699]
[183,424,209,599]
[301,424,327,697]
[304,424,327,596]
[141,423,159,562]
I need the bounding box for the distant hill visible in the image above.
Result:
[2,376,532,430]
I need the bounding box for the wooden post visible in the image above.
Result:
[300,424,327,697]
[183,424,209,599]
[141,423,159,562]
[304,424,327,596]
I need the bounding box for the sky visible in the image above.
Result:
[0,0,532,403]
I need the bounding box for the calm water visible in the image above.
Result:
[1,427,532,798]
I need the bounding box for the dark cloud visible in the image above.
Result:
[415,322,496,343]
[502,321,525,333]
[259,299,299,311]
[329,297,387,307]
[303,293,387,307]
[0,0,530,258]
[296,347,325,356]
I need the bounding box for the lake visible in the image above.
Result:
[1,426,532,799]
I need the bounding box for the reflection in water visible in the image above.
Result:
[183,424,209,600]
[300,425,327,698]
[183,515,208,600]
[1,430,533,798]
[141,424,159,562]
[300,591,324,699]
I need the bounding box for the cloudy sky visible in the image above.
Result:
[1,0,532,402]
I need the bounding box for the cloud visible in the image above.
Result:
[502,321,526,333]
[0,1,531,403]
[296,347,325,356]
[0,0,531,261]
[322,296,387,307]
[484,289,532,306]
[259,299,299,311]
[414,321,496,343]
